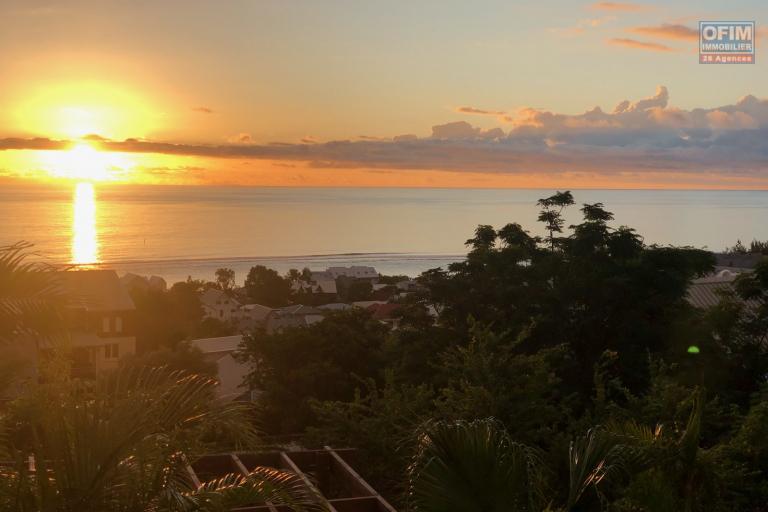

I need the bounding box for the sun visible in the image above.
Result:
[39,143,132,182]
[14,81,159,140]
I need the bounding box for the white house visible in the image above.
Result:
[292,278,338,295]
[188,335,252,401]
[200,288,241,322]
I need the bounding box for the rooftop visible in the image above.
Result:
[189,335,243,355]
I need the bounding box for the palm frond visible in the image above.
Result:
[0,241,66,345]
[162,466,327,512]
[408,418,546,512]
[566,427,631,509]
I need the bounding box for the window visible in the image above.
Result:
[102,316,110,333]
[114,316,123,333]
[104,343,119,359]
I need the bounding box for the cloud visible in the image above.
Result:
[630,24,698,41]
[591,2,650,11]
[614,85,668,113]
[192,106,213,114]
[3,88,768,182]
[608,38,674,52]
[431,121,504,140]
[456,106,507,116]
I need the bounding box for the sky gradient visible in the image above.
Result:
[1,0,767,188]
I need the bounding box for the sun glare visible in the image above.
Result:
[71,182,99,265]
[13,81,158,140]
[39,143,132,182]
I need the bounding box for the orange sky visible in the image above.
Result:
[0,1,766,189]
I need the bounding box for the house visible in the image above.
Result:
[686,269,756,309]
[235,303,273,331]
[291,278,338,296]
[60,270,137,375]
[367,302,404,329]
[200,288,241,322]
[188,335,252,401]
[265,305,325,333]
[396,279,421,292]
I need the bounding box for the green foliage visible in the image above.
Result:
[239,309,390,433]
[0,366,320,512]
[244,265,292,307]
[214,267,236,291]
[408,419,548,512]
[130,279,233,353]
[336,277,373,302]
[0,241,66,345]
[307,374,436,501]
[120,341,217,378]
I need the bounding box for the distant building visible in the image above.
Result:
[200,288,241,322]
[235,303,273,331]
[265,305,325,333]
[395,279,421,292]
[686,269,757,309]
[188,335,252,401]
[292,278,338,296]
[61,270,137,375]
[367,302,404,329]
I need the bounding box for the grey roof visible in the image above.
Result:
[686,281,739,309]
[61,270,135,312]
[686,270,760,309]
[189,335,243,355]
[276,304,323,316]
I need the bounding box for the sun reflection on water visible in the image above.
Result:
[71,182,99,265]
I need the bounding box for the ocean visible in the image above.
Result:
[2,183,767,284]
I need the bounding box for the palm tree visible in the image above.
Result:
[0,366,326,512]
[0,241,66,345]
[0,243,325,511]
[407,419,548,512]
[407,394,710,512]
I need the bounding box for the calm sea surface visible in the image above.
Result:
[2,183,767,284]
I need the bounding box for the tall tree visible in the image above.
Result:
[215,267,236,291]
[244,265,292,307]
[536,190,574,249]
